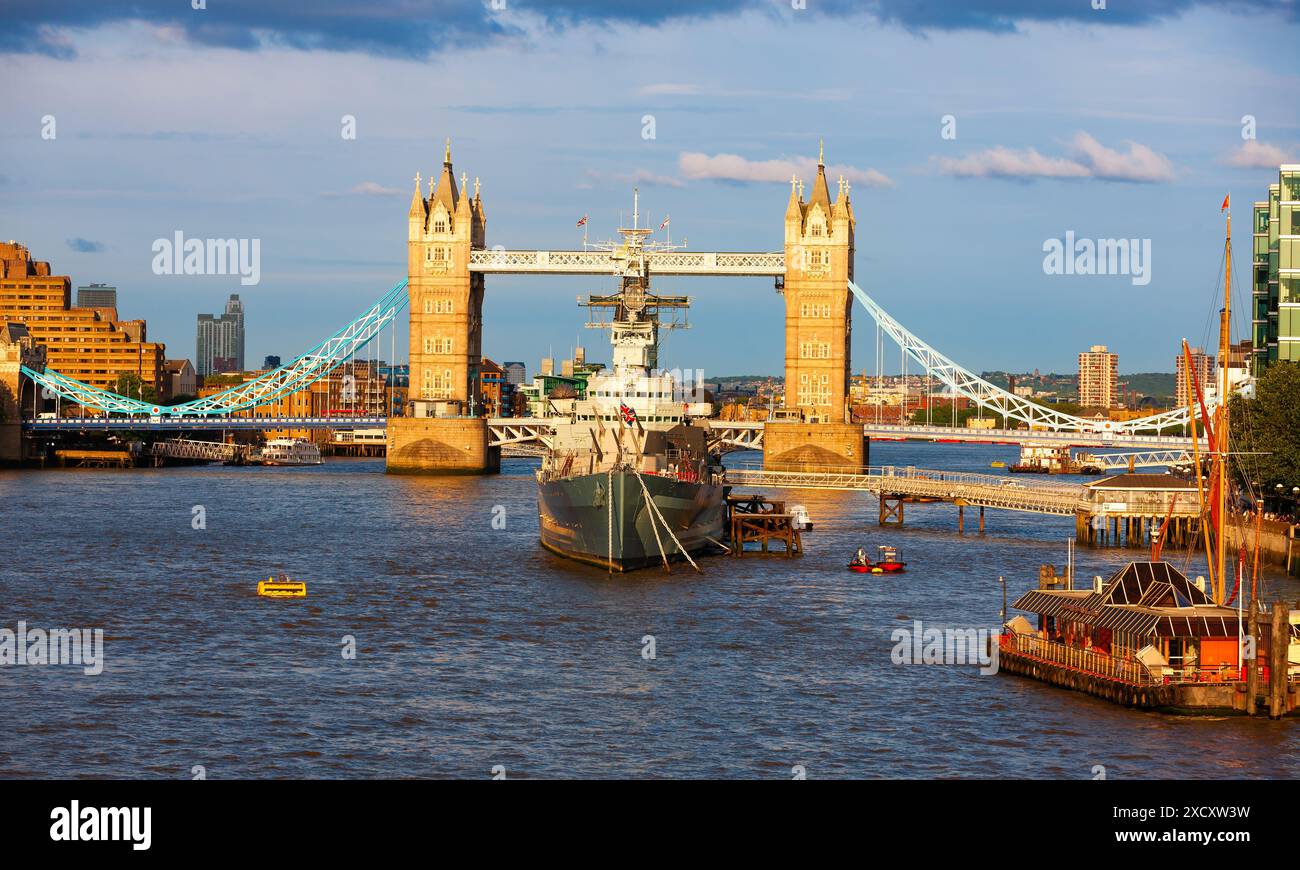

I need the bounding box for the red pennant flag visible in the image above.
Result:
[1221,194,1230,212]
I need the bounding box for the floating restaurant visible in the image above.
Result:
[1000,561,1297,717]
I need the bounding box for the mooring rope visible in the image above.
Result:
[633,470,701,573]
[636,472,672,572]
[703,534,731,555]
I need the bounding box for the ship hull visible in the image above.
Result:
[538,470,725,572]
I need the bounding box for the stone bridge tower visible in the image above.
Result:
[782,142,854,423]
[407,140,486,414]
[765,143,867,472]
[0,323,45,464]
[388,141,498,474]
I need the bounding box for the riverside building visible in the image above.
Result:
[0,242,167,400]
[1252,165,1300,372]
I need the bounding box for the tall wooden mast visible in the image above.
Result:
[1215,196,1232,604]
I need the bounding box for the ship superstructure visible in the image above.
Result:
[536,192,725,572]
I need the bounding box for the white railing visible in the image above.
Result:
[469,249,785,276]
[725,462,1088,515]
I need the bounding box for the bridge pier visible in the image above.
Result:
[879,495,904,526]
[762,421,868,473]
[386,416,500,475]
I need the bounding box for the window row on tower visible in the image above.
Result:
[421,297,455,315]
[799,340,832,359]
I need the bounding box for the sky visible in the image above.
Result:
[2,0,1298,379]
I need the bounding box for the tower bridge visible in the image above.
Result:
[5,140,1205,471]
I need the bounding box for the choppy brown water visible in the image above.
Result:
[1,442,1295,779]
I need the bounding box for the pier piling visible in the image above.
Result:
[1246,608,1260,716]
[1270,600,1291,719]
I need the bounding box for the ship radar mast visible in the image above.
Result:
[580,189,692,375]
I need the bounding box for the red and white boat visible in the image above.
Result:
[872,546,907,573]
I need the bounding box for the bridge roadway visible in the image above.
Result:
[22,416,1197,454]
[705,421,1197,452]
[851,423,1193,450]
[22,415,387,431]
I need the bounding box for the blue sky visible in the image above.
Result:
[2,0,1297,377]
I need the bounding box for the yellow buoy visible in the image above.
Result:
[257,576,306,598]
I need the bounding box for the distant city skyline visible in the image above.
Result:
[3,2,1297,374]
[195,293,245,376]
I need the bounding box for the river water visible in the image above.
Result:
[1,441,1295,779]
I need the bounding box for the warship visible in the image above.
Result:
[536,194,726,572]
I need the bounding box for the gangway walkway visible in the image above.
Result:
[724,463,1089,516]
[147,438,250,462]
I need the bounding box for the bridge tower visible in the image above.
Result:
[387,141,499,474]
[764,142,867,472]
[782,141,854,423]
[0,323,44,464]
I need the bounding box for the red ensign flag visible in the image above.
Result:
[576,215,588,227]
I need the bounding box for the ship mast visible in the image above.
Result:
[1215,197,1232,604]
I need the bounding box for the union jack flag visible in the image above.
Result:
[619,402,638,427]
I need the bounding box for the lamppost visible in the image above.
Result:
[1274,483,1300,519]
[998,575,1007,626]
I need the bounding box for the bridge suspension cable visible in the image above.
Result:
[22,278,409,417]
[847,280,1194,435]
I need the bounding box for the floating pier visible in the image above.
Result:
[1003,561,1298,717]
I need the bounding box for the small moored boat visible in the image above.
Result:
[255,438,323,467]
[873,546,906,573]
[789,504,813,531]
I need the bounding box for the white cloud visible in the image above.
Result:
[1069,132,1175,182]
[936,132,1175,183]
[678,152,894,187]
[319,181,404,198]
[349,181,402,196]
[936,146,1089,180]
[1225,140,1294,169]
[585,168,685,188]
[638,83,702,96]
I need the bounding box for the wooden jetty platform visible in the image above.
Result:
[54,448,137,468]
[724,494,802,557]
